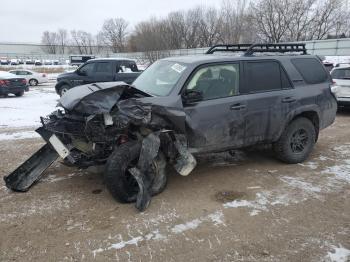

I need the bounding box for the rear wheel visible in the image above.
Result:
[29,79,38,86]
[273,117,316,164]
[104,142,167,203]
[15,91,24,97]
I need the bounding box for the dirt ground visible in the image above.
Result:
[0,110,349,262]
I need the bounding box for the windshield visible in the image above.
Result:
[133,60,187,96]
[331,68,350,79]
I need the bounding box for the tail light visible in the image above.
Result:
[330,80,338,96]
[0,80,9,86]
[21,79,27,85]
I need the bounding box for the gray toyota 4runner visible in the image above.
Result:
[5,44,337,211]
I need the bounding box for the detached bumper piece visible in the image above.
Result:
[4,144,58,192]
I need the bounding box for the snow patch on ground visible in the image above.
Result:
[0,193,76,223]
[171,219,202,234]
[298,161,319,170]
[323,160,350,184]
[41,173,82,183]
[92,210,225,255]
[280,176,322,193]
[327,246,350,262]
[0,88,58,128]
[0,130,39,140]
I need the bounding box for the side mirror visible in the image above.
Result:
[182,90,203,104]
[77,70,87,76]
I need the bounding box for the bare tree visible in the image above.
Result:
[250,0,295,43]
[250,0,349,42]
[284,0,316,41]
[220,0,249,43]
[198,7,222,47]
[183,7,202,48]
[166,11,186,49]
[101,18,129,53]
[41,31,58,54]
[57,29,68,54]
[308,0,347,40]
[70,30,95,54]
[40,0,350,56]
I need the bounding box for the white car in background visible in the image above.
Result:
[331,66,350,107]
[9,69,48,86]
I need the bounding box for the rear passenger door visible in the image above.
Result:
[240,60,293,145]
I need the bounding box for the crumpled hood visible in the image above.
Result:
[58,82,148,115]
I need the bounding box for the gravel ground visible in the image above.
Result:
[0,85,349,262]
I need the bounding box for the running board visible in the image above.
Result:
[4,143,58,192]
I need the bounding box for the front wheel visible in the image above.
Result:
[273,117,316,164]
[29,79,38,86]
[59,85,70,96]
[15,91,24,97]
[104,142,167,203]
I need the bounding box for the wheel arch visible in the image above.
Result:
[278,106,321,142]
[55,80,71,94]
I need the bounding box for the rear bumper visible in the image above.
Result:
[337,97,350,107]
[0,86,26,95]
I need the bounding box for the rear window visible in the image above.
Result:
[292,58,328,84]
[331,68,350,79]
[241,61,291,94]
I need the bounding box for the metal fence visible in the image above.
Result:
[1,38,350,64]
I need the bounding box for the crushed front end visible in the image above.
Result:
[4,82,197,211]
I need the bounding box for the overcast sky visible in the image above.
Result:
[0,0,221,43]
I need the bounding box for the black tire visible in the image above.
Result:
[273,117,316,164]
[15,91,24,97]
[29,79,38,86]
[104,142,167,203]
[59,85,70,96]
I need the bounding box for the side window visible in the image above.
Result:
[120,61,138,73]
[292,58,328,84]
[95,62,112,73]
[331,68,350,79]
[186,64,239,100]
[79,63,94,76]
[241,61,285,94]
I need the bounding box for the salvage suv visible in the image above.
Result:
[5,44,337,211]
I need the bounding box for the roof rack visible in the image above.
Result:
[206,43,307,56]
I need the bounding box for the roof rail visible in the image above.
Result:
[206,43,308,55]
[206,44,252,54]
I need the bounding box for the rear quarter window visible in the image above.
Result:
[291,58,328,84]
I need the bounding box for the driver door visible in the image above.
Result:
[74,62,95,86]
[183,63,246,152]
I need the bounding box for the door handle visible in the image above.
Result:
[282,97,296,103]
[230,104,246,110]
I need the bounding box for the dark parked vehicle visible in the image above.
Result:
[5,44,337,211]
[0,71,27,97]
[69,55,95,66]
[55,58,142,96]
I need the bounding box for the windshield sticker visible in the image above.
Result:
[171,63,186,73]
